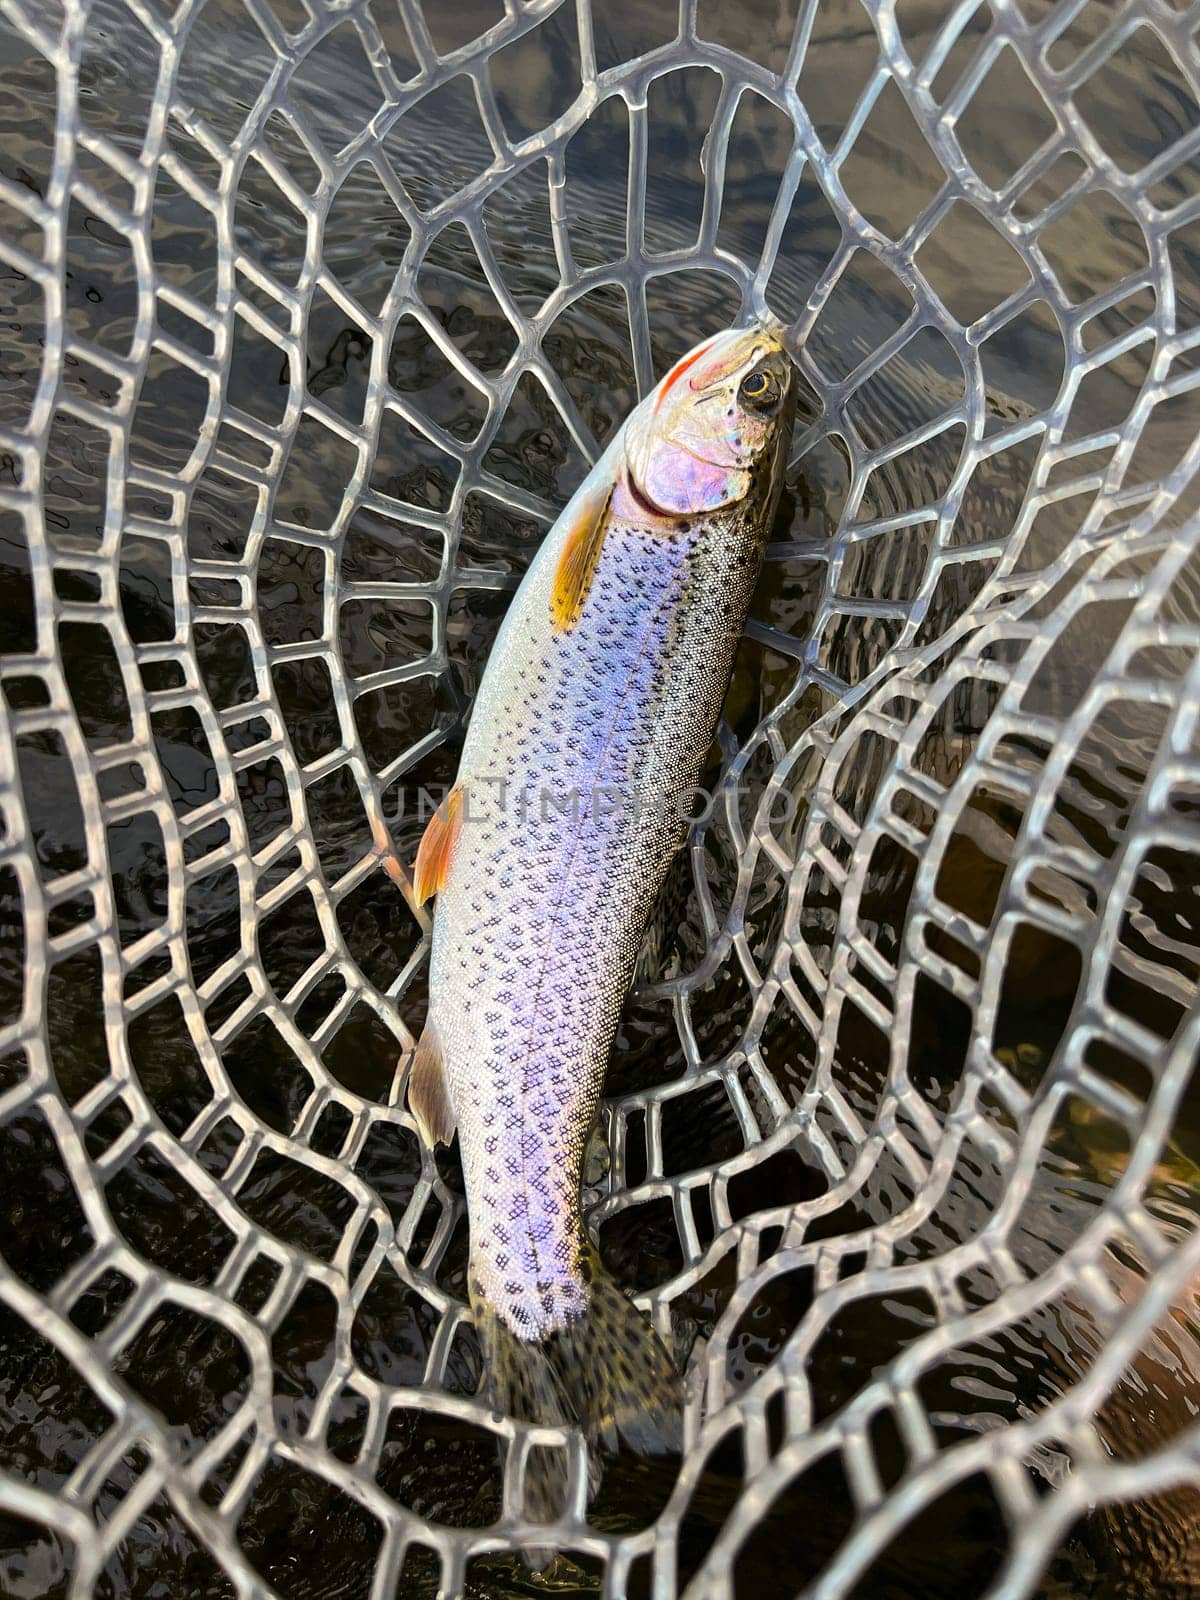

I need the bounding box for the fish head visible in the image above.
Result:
[624,323,795,517]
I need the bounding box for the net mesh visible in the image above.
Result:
[0,0,1199,1593]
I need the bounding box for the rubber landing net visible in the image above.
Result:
[0,0,1198,1595]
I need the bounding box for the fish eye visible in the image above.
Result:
[739,370,778,408]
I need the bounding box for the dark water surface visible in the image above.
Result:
[0,0,1198,1597]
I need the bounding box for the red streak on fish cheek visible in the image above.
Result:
[653,335,719,418]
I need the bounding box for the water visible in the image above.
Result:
[1,0,1198,1595]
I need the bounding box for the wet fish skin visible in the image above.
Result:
[408,322,796,1473]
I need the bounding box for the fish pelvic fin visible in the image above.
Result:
[550,482,613,632]
[369,813,409,892]
[471,1245,682,1538]
[411,785,464,906]
[406,1019,456,1146]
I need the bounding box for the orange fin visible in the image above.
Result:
[407,1020,456,1146]
[412,786,464,906]
[370,813,408,891]
[550,483,613,631]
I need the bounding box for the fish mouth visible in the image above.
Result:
[649,323,789,424]
[753,307,789,340]
[624,322,793,513]
[683,322,786,391]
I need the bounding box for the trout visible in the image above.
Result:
[399,321,795,1500]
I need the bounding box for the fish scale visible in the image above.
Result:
[411,322,796,1478]
[440,512,759,1328]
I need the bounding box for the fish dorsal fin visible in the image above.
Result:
[550,482,614,631]
[412,786,464,906]
[407,1019,456,1146]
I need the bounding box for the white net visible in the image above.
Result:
[0,0,1199,1594]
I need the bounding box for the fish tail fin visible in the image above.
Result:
[471,1247,682,1532]
[559,1245,683,1458]
[471,1293,573,1559]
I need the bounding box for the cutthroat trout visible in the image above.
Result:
[398,321,795,1498]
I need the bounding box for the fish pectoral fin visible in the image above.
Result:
[411,785,464,906]
[406,1021,456,1146]
[550,482,614,631]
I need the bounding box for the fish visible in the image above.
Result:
[396,320,796,1512]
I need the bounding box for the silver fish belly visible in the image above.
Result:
[403,321,796,1471]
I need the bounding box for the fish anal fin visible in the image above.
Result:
[407,1020,456,1146]
[411,786,464,906]
[550,483,613,632]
